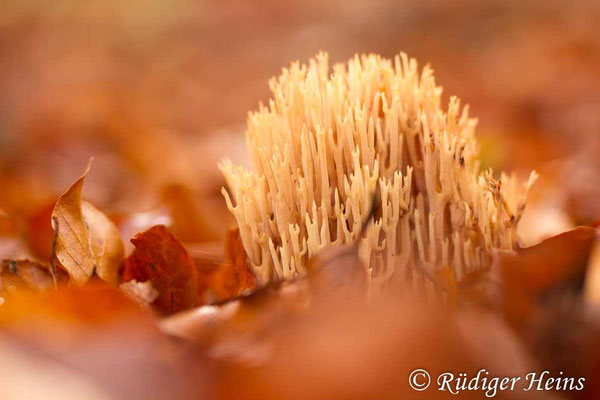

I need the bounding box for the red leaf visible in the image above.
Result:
[122,225,200,314]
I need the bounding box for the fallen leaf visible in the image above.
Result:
[51,161,124,285]
[51,162,94,284]
[0,259,56,293]
[82,201,124,284]
[498,226,597,328]
[122,225,200,314]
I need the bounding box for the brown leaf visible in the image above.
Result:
[498,226,597,328]
[122,225,200,314]
[0,259,57,293]
[82,201,124,284]
[51,161,124,285]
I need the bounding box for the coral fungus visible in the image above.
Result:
[221,52,536,290]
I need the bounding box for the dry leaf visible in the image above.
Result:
[82,201,124,284]
[51,161,124,285]
[498,226,597,328]
[122,225,200,314]
[0,259,56,293]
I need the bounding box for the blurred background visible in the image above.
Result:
[1,3,600,399]
[1,0,600,248]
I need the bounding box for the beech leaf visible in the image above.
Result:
[122,225,200,314]
[51,161,124,285]
[82,201,124,284]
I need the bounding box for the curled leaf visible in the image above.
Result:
[51,161,124,285]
